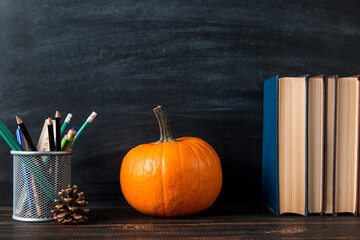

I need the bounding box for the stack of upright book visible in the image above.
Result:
[262,75,360,216]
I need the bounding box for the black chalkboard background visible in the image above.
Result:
[0,0,359,207]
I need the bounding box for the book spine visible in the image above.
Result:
[356,77,360,216]
[262,76,280,216]
[321,76,326,216]
[305,76,309,217]
[333,76,339,216]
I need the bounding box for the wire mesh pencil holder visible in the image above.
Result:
[11,151,72,222]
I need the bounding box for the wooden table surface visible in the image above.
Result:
[1,205,360,239]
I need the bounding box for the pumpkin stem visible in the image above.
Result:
[153,106,177,143]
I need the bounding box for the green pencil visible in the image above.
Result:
[0,119,23,151]
[0,126,17,150]
[72,111,97,146]
[61,113,72,136]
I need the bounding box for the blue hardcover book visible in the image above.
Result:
[262,75,308,216]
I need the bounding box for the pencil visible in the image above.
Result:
[0,119,23,151]
[22,132,29,151]
[61,113,72,136]
[0,126,16,150]
[43,112,71,164]
[47,115,55,151]
[55,109,61,151]
[72,111,97,146]
[16,115,37,151]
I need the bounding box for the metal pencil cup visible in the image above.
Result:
[11,151,72,222]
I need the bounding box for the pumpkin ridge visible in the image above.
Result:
[150,144,160,216]
[159,142,168,216]
[191,139,222,195]
[135,145,152,215]
[168,143,178,215]
[138,146,150,215]
[176,141,186,216]
[187,140,219,210]
[182,140,202,214]
[188,140,217,190]
[121,147,138,205]
[162,142,180,216]
[187,140,212,193]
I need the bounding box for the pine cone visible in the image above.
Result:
[51,184,90,224]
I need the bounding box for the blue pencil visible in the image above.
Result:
[16,127,35,217]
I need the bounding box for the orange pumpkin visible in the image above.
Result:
[120,106,222,217]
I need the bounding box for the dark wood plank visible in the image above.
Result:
[1,205,360,239]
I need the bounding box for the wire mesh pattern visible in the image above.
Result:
[12,151,72,222]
